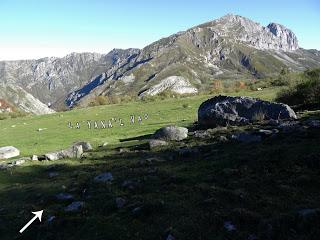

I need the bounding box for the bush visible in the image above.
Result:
[0,111,28,120]
[88,94,138,107]
[276,68,320,109]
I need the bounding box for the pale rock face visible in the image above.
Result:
[0,84,55,115]
[140,76,198,96]
[0,50,140,105]
[267,23,299,51]
[196,14,299,51]
[120,74,135,84]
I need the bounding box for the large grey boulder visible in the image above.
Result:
[0,146,20,159]
[198,96,297,127]
[154,126,188,141]
[45,144,83,160]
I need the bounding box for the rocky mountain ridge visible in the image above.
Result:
[1,14,320,110]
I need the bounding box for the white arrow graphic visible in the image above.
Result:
[19,210,43,234]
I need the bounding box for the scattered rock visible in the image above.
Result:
[231,132,262,143]
[148,139,168,149]
[64,201,84,212]
[132,206,142,215]
[115,197,126,209]
[45,152,60,161]
[12,158,27,166]
[61,145,83,159]
[198,95,297,127]
[0,163,9,170]
[73,141,92,151]
[119,148,129,153]
[0,146,20,159]
[94,172,113,183]
[154,126,188,141]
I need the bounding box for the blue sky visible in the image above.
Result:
[0,0,319,60]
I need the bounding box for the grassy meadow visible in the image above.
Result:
[0,83,319,240]
[0,88,279,157]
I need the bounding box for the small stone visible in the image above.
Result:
[115,197,126,209]
[12,159,26,166]
[64,201,84,212]
[0,163,9,170]
[132,206,142,215]
[94,172,113,183]
[166,234,175,240]
[47,215,56,223]
[48,172,59,178]
[224,221,236,232]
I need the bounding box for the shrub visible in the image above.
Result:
[276,68,320,109]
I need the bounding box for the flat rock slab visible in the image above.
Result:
[0,146,20,159]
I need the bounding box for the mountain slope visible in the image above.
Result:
[66,14,320,107]
[0,84,55,115]
[0,50,139,106]
[1,14,319,109]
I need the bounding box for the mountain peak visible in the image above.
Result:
[266,22,299,50]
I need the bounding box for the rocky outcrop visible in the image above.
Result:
[139,76,198,96]
[198,96,297,127]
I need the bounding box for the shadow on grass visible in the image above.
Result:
[0,126,320,240]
